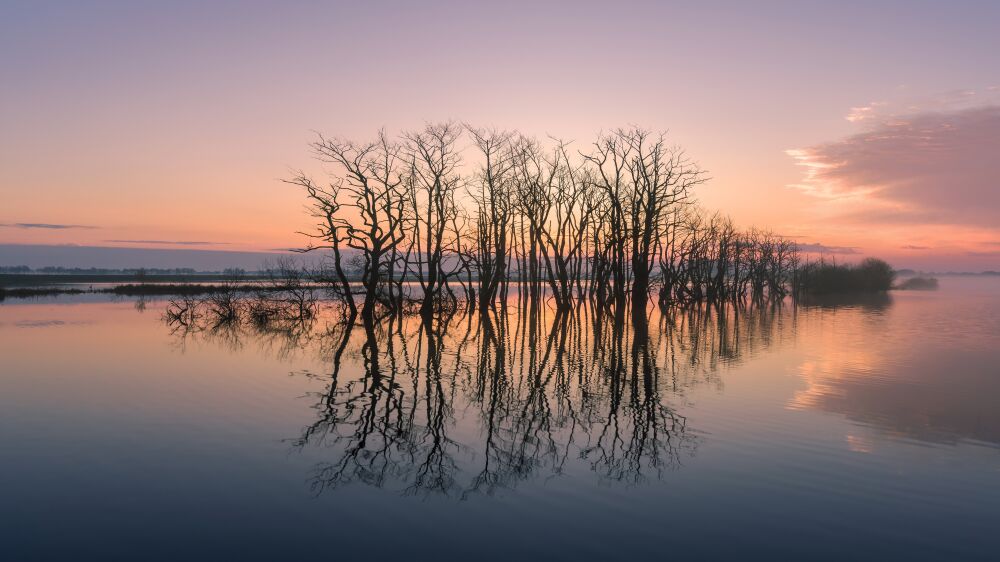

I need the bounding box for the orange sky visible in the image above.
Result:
[1,1,998,271]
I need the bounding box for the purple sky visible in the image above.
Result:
[1,0,998,270]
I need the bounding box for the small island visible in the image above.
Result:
[895,276,940,290]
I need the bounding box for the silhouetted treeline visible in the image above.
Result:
[288,124,804,322]
[0,266,205,274]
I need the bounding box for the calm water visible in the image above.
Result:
[2,279,999,561]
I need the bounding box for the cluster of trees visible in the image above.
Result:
[289,124,802,323]
[792,258,895,295]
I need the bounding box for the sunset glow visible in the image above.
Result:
[2,1,997,271]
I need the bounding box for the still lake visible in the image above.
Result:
[2,278,999,561]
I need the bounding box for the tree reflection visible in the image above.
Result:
[164,297,792,497]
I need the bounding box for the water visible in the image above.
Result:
[1,279,998,561]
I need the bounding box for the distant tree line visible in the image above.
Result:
[0,266,203,275]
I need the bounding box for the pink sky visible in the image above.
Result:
[1,1,998,271]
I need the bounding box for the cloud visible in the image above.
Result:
[795,243,859,254]
[845,101,887,123]
[966,250,1000,257]
[103,239,230,246]
[788,105,1000,228]
[901,245,931,250]
[1,223,97,229]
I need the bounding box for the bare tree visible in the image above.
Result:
[466,126,517,311]
[403,122,463,321]
[585,128,705,314]
[289,130,407,322]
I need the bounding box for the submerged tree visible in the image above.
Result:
[287,124,801,323]
[288,130,408,321]
[403,122,464,320]
[584,128,706,313]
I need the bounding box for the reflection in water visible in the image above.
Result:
[6,280,1000,559]
[794,348,1000,446]
[788,281,1000,448]
[159,278,1000,491]
[166,299,793,496]
[794,291,892,312]
[790,330,1000,447]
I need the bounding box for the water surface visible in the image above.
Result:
[2,279,999,560]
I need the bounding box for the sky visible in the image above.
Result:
[1,0,998,271]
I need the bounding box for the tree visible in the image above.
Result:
[289,130,407,321]
[403,122,463,321]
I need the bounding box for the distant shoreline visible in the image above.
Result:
[0,273,268,287]
[0,282,281,300]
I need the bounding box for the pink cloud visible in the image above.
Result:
[789,106,1000,228]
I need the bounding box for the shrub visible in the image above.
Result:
[794,258,895,295]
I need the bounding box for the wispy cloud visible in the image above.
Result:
[901,245,931,250]
[844,101,887,123]
[103,239,230,246]
[1,223,98,230]
[795,243,860,254]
